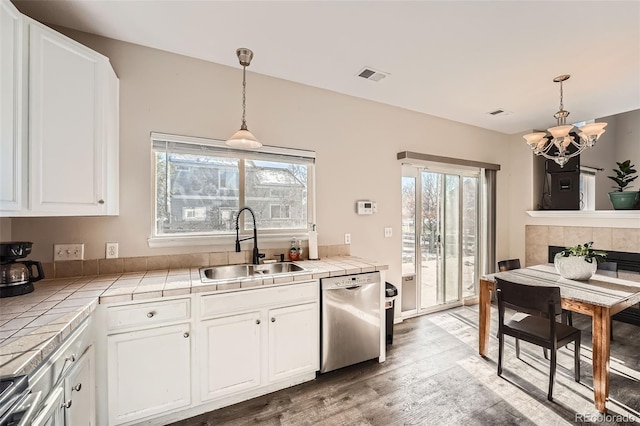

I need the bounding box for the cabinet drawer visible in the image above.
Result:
[107,298,190,332]
[200,280,318,318]
[30,318,92,397]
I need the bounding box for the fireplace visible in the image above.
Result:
[548,246,640,273]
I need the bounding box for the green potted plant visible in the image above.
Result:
[554,242,607,280]
[607,160,639,210]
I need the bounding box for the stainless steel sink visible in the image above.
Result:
[200,264,253,281]
[200,262,306,283]
[251,263,305,275]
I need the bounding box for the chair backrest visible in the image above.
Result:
[498,259,521,272]
[496,277,561,318]
[597,261,618,278]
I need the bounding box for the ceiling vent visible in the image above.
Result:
[357,67,389,82]
[487,109,511,116]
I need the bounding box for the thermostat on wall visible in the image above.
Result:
[356,200,375,215]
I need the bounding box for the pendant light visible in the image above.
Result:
[226,48,261,149]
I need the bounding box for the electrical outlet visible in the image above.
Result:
[384,227,392,238]
[54,244,84,261]
[344,233,351,244]
[106,242,119,259]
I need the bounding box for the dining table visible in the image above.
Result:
[478,264,640,413]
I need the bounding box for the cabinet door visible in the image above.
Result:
[268,302,318,383]
[108,323,191,425]
[200,311,261,402]
[64,346,95,426]
[28,22,110,215]
[31,386,65,426]
[0,0,26,214]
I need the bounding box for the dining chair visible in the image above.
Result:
[599,261,632,340]
[597,261,618,278]
[498,259,521,272]
[496,258,570,356]
[496,277,581,401]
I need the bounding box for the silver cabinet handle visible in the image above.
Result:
[256,319,261,324]
[62,400,72,409]
[65,354,76,363]
[98,199,105,204]
[183,332,189,338]
[147,312,155,318]
[271,317,276,322]
[72,383,82,392]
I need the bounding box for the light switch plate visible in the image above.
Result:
[384,227,392,238]
[54,244,84,261]
[344,233,351,244]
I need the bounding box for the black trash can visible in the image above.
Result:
[385,282,398,344]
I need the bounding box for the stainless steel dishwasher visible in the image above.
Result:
[320,272,381,373]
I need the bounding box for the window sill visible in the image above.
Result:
[148,231,311,248]
[526,210,640,219]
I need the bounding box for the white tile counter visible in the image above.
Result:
[0,256,387,377]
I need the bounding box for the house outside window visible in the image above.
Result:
[270,204,291,220]
[151,133,315,246]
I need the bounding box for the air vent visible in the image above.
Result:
[487,109,511,116]
[357,67,389,82]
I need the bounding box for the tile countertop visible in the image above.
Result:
[0,256,388,377]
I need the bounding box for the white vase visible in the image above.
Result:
[554,253,597,280]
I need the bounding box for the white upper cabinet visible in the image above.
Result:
[0,0,26,213]
[0,1,119,217]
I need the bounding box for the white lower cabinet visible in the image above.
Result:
[197,281,319,404]
[102,282,319,425]
[107,323,191,425]
[64,346,96,426]
[200,311,262,401]
[30,319,95,426]
[268,302,318,383]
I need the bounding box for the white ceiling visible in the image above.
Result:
[12,0,640,135]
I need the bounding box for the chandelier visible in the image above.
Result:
[226,48,261,149]
[523,75,606,168]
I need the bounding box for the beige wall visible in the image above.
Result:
[9,28,512,290]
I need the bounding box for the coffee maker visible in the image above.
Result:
[0,242,44,298]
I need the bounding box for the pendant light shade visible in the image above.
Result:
[226,48,261,149]
[227,128,261,149]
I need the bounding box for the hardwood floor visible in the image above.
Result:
[170,306,640,425]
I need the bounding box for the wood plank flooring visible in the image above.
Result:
[170,306,640,426]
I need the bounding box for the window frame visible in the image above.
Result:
[148,132,316,248]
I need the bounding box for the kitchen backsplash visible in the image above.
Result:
[43,244,351,279]
[525,225,640,266]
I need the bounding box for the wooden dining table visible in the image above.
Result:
[478,264,640,413]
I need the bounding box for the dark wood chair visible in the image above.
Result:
[496,278,581,401]
[498,259,521,272]
[597,261,618,278]
[600,262,640,338]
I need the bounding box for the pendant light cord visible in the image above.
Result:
[241,66,247,130]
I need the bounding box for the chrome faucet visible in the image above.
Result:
[235,207,264,265]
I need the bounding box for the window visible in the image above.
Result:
[579,166,597,211]
[182,207,207,221]
[151,133,315,243]
[270,204,291,219]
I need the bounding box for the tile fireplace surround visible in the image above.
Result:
[525,225,640,267]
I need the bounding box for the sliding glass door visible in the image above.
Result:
[402,165,479,314]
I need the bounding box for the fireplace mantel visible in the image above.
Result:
[527,211,640,219]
